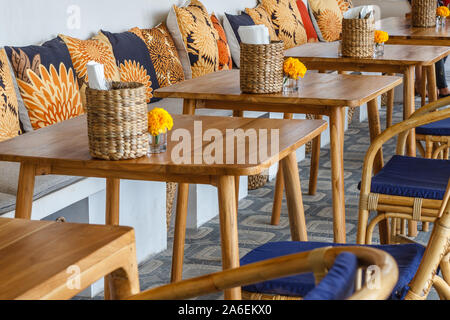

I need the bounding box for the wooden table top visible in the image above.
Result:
[285,41,450,66]
[0,114,327,177]
[0,217,134,299]
[378,17,450,44]
[155,70,402,107]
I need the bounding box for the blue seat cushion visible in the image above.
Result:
[359,155,450,200]
[303,252,358,300]
[240,241,425,300]
[416,118,450,136]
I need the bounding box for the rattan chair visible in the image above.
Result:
[357,98,450,245]
[130,246,398,300]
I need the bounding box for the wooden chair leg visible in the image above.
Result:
[107,244,140,300]
[386,73,395,128]
[421,66,427,107]
[309,115,322,196]
[271,166,284,226]
[171,183,189,283]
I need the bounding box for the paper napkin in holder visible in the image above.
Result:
[238,25,270,45]
[87,61,110,90]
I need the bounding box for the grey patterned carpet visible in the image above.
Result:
[94,99,439,300]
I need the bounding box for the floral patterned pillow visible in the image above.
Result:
[210,14,233,71]
[245,5,280,42]
[59,33,121,105]
[0,49,21,141]
[171,0,220,78]
[5,38,84,130]
[260,0,308,49]
[133,24,185,88]
[308,0,344,42]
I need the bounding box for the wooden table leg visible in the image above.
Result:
[386,73,395,128]
[426,65,438,102]
[329,107,346,243]
[105,177,120,300]
[281,152,308,241]
[217,175,241,300]
[271,113,293,225]
[309,115,323,195]
[421,66,427,107]
[404,66,418,238]
[233,110,244,215]
[15,162,36,220]
[107,243,141,300]
[171,183,189,283]
[367,99,390,244]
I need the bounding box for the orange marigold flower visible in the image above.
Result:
[283,57,307,80]
[437,6,450,17]
[374,30,389,44]
[148,108,173,136]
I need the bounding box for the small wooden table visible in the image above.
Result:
[0,114,326,300]
[0,217,139,300]
[155,70,403,244]
[285,41,450,155]
[378,17,450,46]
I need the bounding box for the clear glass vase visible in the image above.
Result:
[437,16,446,28]
[283,76,300,94]
[148,131,167,154]
[374,42,385,57]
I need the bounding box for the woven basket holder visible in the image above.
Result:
[412,0,436,27]
[341,18,375,58]
[240,41,284,94]
[85,82,149,161]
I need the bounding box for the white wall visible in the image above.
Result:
[0,0,257,47]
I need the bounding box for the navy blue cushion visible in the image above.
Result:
[101,30,160,103]
[303,252,357,300]
[224,12,255,44]
[240,241,425,300]
[360,155,450,200]
[416,118,450,136]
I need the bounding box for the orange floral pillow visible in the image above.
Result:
[260,0,308,49]
[210,14,233,70]
[134,24,185,88]
[59,33,121,105]
[0,49,21,141]
[245,5,280,42]
[308,0,344,42]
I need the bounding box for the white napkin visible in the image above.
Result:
[343,5,375,19]
[238,25,270,45]
[87,61,109,90]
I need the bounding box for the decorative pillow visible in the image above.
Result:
[260,0,308,49]
[222,12,255,68]
[0,49,21,141]
[100,30,159,103]
[307,0,344,42]
[245,5,280,41]
[337,0,353,14]
[169,0,220,79]
[59,33,121,104]
[133,24,185,88]
[5,38,84,130]
[210,14,233,71]
[296,0,319,42]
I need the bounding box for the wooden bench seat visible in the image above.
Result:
[0,218,139,300]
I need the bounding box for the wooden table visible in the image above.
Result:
[0,114,326,300]
[378,17,450,46]
[155,70,403,244]
[285,41,450,154]
[0,217,139,300]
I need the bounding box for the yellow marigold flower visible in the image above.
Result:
[283,57,307,80]
[374,30,389,44]
[148,108,174,136]
[437,6,450,17]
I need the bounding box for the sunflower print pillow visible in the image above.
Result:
[308,0,344,42]
[59,33,121,105]
[5,38,84,130]
[0,49,21,141]
[260,0,308,49]
[133,24,185,88]
[174,0,220,78]
[245,5,280,42]
[210,14,233,71]
[337,0,353,14]
[100,30,160,103]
